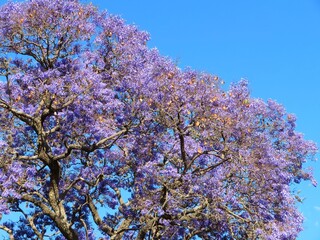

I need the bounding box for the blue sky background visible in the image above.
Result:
[0,0,319,239]
[90,1,320,239]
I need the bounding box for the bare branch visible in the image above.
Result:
[52,128,128,161]
[27,214,44,240]
[86,195,114,236]
[0,99,34,125]
[18,155,39,161]
[0,225,14,240]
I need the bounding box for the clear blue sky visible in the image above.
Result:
[0,0,319,239]
[91,1,320,239]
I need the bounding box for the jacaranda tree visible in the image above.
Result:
[0,0,317,239]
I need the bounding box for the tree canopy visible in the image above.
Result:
[0,0,317,239]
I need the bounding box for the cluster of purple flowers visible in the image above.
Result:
[0,0,316,239]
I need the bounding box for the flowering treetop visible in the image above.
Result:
[0,0,317,239]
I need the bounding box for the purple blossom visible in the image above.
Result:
[0,0,316,239]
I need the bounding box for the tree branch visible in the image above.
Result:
[0,99,34,125]
[86,195,114,236]
[52,128,128,161]
[0,225,14,240]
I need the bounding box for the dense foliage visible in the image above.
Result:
[0,0,317,239]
